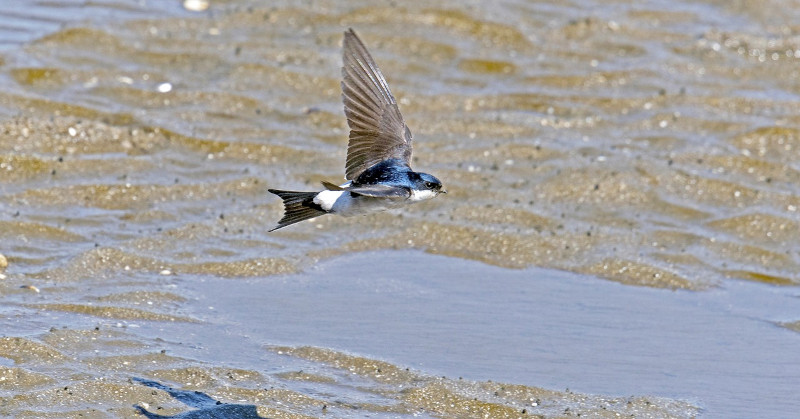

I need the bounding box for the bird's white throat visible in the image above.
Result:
[409,189,438,202]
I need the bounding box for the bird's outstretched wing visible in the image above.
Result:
[341,29,413,180]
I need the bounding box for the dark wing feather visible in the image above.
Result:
[341,29,413,180]
[321,181,345,190]
[346,184,411,198]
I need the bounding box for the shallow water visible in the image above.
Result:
[162,251,800,417]
[1,0,800,417]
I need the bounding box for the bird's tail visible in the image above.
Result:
[267,189,327,231]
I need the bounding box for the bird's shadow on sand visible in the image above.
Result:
[132,377,265,419]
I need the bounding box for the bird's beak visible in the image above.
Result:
[440,189,447,194]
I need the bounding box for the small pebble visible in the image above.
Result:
[157,82,172,93]
[0,253,7,271]
[183,0,209,12]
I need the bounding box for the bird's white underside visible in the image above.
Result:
[313,187,437,217]
[313,190,345,212]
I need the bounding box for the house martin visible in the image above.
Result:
[268,29,445,231]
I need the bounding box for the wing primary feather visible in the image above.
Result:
[345,32,395,104]
[342,68,382,109]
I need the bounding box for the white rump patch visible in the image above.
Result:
[313,190,345,211]
[409,189,437,202]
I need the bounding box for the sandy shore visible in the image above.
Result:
[2,0,800,417]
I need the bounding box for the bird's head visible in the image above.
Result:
[409,172,446,201]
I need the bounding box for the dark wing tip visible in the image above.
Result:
[344,28,359,43]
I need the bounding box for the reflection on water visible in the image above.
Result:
[1,0,799,417]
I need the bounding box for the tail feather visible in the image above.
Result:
[267,189,327,231]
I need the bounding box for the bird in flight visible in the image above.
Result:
[268,29,445,231]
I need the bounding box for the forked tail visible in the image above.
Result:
[267,189,327,231]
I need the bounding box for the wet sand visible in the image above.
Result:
[1,0,799,417]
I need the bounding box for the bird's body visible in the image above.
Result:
[268,30,445,231]
[312,190,399,216]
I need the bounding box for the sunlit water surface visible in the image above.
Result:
[1,0,799,417]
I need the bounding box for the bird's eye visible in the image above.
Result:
[424,181,435,189]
